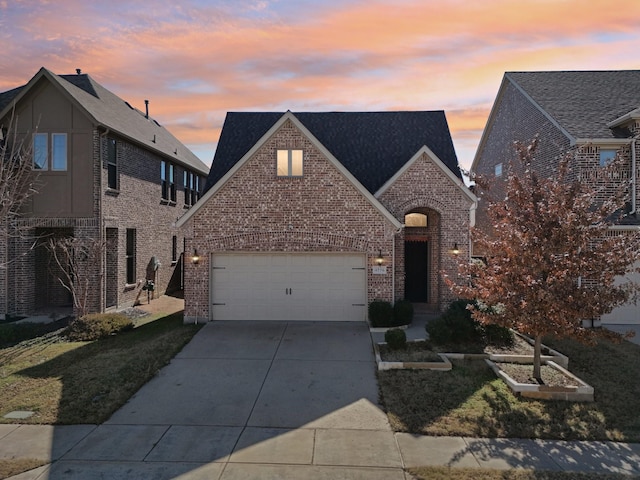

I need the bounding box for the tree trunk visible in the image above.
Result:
[533,334,542,383]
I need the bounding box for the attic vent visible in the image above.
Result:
[76,68,82,75]
[174,148,178,155]
[153,119,161,127]
[124,101,134,110]
[144,99,149,119]
[152,134,156,143]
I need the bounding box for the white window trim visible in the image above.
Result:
[277,149,303,177]
[51,133,67,171]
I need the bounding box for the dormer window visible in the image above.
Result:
[277,149,303,177]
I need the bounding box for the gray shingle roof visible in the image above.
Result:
[507,70,640,139]
[0,68,208,174]
[205,111,461,194]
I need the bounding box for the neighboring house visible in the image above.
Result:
[0,67,209,318]
[472,70,640,326]
[176,111,476,323]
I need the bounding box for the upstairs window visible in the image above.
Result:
[33,133,67,171]
[51,134,67,170]
[277,149,303,177]
[190,173,197,205]
[33,133,47,170]
[600,149,617,167]
[107,138,118,189]
[184,170,191,206]
[161,161,176,202]
[495,163,503,177]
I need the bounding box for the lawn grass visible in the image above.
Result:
[0,459,46,480]
[0,312,201,424]
[408,466,636,480]
[378,336,640,441]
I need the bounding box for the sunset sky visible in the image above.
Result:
[2,0,639,171]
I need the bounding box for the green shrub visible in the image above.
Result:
[483,323,514,347]
[393,300,414,326]
[368,300,394,327]
[426,299,481,345]
[0,320,68,347]
[426,299,514,347]
[385,328,407,350]
[66,313,133,341]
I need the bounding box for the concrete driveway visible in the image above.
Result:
[32,321,407,479]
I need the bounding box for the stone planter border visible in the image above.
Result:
[485,359,594,402]
[374,342,452,371]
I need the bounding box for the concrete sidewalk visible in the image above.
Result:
[2,425,639,478]
[1,319,639,479]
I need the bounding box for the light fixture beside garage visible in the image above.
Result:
[452,243,460,256]
[375,250,384,265]
[192,248,200,265]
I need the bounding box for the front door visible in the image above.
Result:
[404,241,428,302]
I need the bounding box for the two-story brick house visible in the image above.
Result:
[0,67,209,318]
[472,70,640,326]
[176,111,476,323]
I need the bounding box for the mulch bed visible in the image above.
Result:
[496,362,579,387]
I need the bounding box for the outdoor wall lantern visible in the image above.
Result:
[192,248,200,265]
[375,250,384,266]
[452,243,460,256]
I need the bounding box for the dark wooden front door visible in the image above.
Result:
[405,241,428,302]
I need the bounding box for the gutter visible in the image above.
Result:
[631,137,637,215]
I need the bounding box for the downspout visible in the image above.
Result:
[630,137,637,215]
[99,127,110,312]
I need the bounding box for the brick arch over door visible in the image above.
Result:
[388,196,448,222]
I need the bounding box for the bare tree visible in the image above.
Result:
[0,111,39,264]
[47,236,107,318]
[449,139,640,381]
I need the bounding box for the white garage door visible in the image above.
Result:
[211,253,367,321]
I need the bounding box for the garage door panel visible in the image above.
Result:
[211,253,366,321]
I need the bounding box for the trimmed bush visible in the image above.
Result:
[426,299,480,345]
[426,299,514,347]
[393,300,414,326]
[368,300,394,327]
[484,323,514,347]
[385,328,407,350]
[66,313,133,341]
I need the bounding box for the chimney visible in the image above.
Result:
[76,68,82,75]
[144,99,149,119]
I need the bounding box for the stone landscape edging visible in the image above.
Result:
[485,358,595,402]
[374,341,452,371]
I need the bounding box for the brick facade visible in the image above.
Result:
[378,152,475,308]
[182,119,475,321]
[1,82,206,318]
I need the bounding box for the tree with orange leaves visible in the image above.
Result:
[450,139,640,381]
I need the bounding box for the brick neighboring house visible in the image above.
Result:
[472,70,640,326]
[0,67,209,318]
[176,111,477,323]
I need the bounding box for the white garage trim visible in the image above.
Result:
[210,253,367,321]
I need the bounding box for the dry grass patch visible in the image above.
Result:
[0,312,201,424]
[0,459,46,480]
[379,337,640,441]
[408,466,636,480]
